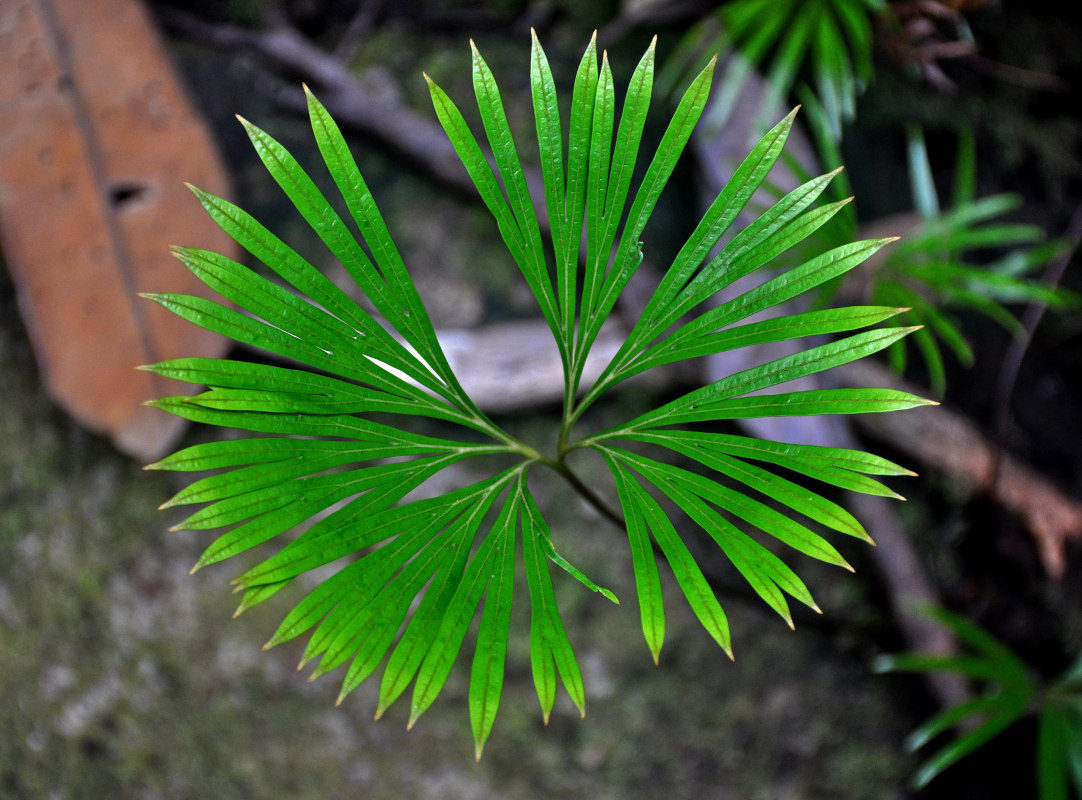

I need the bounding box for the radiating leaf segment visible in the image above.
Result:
[145,32,926,758]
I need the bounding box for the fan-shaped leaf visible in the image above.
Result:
[147,32,923,756]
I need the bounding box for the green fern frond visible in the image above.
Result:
[873,126,1072,394]
[663,0,882,140]
[148,32,925,757]
[772,117,1073,395]
[876,607,1082,798]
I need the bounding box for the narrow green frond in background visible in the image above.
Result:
[875,606,1082,796]
[673,0,885,140]
[864,126,1070,393]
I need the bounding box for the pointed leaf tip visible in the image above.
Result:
[870,654,895,674]
[913,763,939,790]
[774,106,800,127]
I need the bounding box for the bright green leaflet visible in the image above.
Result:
[146,32,927,758]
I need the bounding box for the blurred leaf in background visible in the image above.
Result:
[876,606,1082,799]
[661,0,883,140]
[777,103,1072,396]
[868,126,1071,395]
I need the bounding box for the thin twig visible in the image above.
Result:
[545,458,626,530]
[155,7,480,197]
[990,202,1082,494]
[333,0,389,63]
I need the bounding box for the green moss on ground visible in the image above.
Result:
[1,263,916,797]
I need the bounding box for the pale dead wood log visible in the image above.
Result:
[437,320,628,414]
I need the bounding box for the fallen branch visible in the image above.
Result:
[836,359,1082,578]
[156,7,480,197]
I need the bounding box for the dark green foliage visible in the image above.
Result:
[876,607,1082,797]
[792,113,1071,395]
[661,0,883,139]
[146,33,925,757]
[875,126,1071,394]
